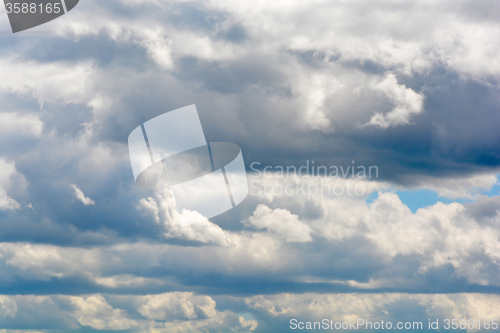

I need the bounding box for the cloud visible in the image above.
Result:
[1,0,498,183]
[0,174,499,294]
[0,293,254,332]
[0,0,499,331]
[0,190,21,211]
[0,159,25,211]
[138,186,233,246]
[71,184,95,205]
[244,204,314,242]
[365,74,425,128]
[239,316,259,331]
[70,295,137,330]
[0,296,17,319]
[0,292,498,332]
[138,292,217,320]
[0,113,43,139]
[0,59,94,105]
[401,173,499,199]
[245,292,500,331]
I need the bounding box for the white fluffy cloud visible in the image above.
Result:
[139,292,217,320]
[138,186,233,246]
[245,204,314,242]
[0,293,255,332]
[70,295,137,330]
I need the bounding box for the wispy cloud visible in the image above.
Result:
[71,184,95,206]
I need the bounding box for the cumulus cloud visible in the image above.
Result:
[138,292,217,320]
[245,204,315,242]
[239,316,259,331]
[247,173,500,288]
[360,193,500,285]
[0,293,255,332]
[365,74,425,128]
[70,295,137,330]
[138,186,233,246]
[1,173,499,292]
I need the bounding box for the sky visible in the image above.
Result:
[0,0,500,332]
